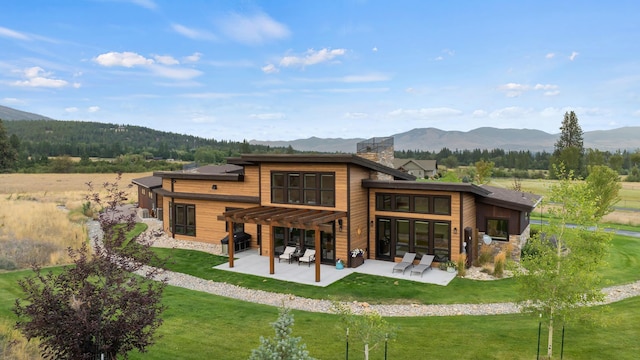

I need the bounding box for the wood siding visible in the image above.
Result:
[347,165,371,265]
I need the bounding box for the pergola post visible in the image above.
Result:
[315,225,321,282]
[269,225,275,274]
[227,220,234,268]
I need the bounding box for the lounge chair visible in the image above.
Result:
[278,246,296,263]
[298,249,316,267]
[392,253,416,274]
[410,255,435,277]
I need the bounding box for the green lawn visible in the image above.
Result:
[2,271,638,359]
[151,231,640,305]
[2,226,639,359]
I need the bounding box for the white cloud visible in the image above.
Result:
[88,106,100,113]
[171,24,217,41]
[489,106,532,119]
[472,109,488,117]
[372,46,378,52]
[218,12,290,45]
[569,51,579,61]
[65,107,78,113]
[498,83,559,97]
[546,53,555,59]
[343,112,368,119]
[279,48,347,68]
[73,82,82,88]
[261,64,279,74]
[154,55,179,65]
[0,26,30,40]
[94,51,154,67]
[633,110,640,117]
[183,52,203,63]
[12,66,69,88]
[249,113,285,120]
[388,107,463,118]
[2,97,25,104]
[150,65,202,80]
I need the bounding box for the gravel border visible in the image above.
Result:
[87,220,640,317]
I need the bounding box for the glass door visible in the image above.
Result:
[376,218,392,260]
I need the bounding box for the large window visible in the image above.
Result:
[375,194,450,215]
[377,217,450,262]
[171,203,195,236]
[271,172,335,206]
[487,219,509,241]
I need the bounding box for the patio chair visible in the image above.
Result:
[392,252,416,274]
[410,255,435,277]
[278,246,297,263]
[298,249,316,267]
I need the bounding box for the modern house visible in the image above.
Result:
[134,139,541,282]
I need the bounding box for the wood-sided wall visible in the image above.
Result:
[368,188,464,263]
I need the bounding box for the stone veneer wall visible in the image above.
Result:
[357,141,395,181]
[477,224,531,262]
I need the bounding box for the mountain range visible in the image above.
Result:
[1,105,638,153]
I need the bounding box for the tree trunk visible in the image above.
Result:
[547,316,554,358]
[364,343,369,360]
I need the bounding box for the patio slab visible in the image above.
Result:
[213,251,456,287]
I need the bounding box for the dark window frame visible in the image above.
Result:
[375,193,451,215]
[172,202,196,236]
[487,218,509,241]
[271,171,335,207]
[378,216,451,262]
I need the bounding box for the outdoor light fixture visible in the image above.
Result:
[211,184,217,190]
[453,227,458,234]
[338,219,343,232]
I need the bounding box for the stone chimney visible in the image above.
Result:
[356,137,394,180]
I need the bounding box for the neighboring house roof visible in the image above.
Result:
[153,164,245,181]
[392,159,437,171]
[131,175,162,189]
[227,154,416,181]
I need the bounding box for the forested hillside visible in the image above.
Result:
[4,120,279,160]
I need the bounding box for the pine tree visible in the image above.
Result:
[0,119,18,171]
[249,307,314,360]
[552,111,584,177]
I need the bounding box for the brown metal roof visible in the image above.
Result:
[222,206,346,230]
[131,175,162,189]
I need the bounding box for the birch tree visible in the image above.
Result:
[515,169,611,358]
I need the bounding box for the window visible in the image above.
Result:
[225,207,245,233]
[271,172,335,206]
[487,219,509,241]
[433,196,451,215]
[173,203,195,236]
[377,217,450,261]
[375,194,451,215]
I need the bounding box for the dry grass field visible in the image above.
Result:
[489,178,640,225]
[0,173,151,270]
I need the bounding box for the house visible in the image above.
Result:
[131,175,163,217]
[392,159,438,178]
[138,139,541,282]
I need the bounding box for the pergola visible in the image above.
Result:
[222,206,347,282]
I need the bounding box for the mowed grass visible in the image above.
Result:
[1,269,639,360]
[151,231,640,306]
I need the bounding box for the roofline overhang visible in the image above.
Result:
[155,188,259,203]
[153,171,244,181]
[362,179,492,196]
[227,154,415,181]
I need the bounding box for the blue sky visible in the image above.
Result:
[1,0,639,141]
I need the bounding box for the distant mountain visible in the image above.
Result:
[0,105,52,121]
[251,127,640,153]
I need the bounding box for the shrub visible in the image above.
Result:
[457,254,467,277]
[494,252,506,278]
[478,245,493,265]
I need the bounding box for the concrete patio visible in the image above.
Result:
[213,250,456,287]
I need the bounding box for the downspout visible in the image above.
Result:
[170,178,175,238]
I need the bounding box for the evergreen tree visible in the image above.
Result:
[249,307,314,360]
[552,111,585,177]
[0,119,18,171]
